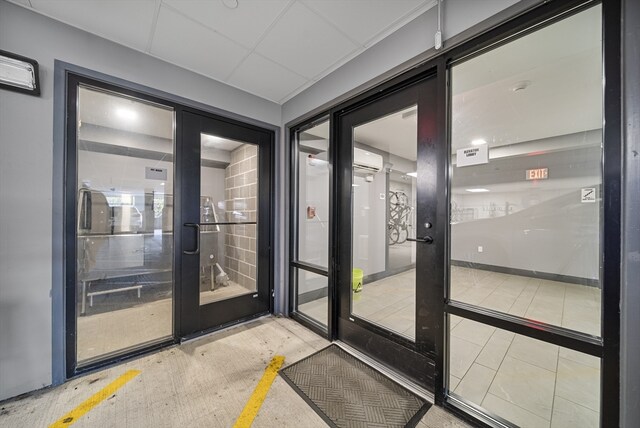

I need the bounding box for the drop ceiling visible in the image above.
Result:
[8,0,437,104]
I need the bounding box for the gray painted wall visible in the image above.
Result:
[0,0,280,401]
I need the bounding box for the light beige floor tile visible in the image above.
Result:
[550,396,599,428]
[508,281,540,317]
[298,297,328,326]
[449,374,461,391]
[507,335,559,372]
[482,393,550,428]
[449,336,482,379]
[488,356,555,420]
[558,348,600,370]
[555,357,600,412]
[449,315,463,329]
[454,363,496,405]
[475,333,513,371]
[451,319,495,347]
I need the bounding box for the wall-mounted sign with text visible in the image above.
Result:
[145,167,167,180]
[581,187,597,203]
[456,145,489,167]
[526,168,549,180]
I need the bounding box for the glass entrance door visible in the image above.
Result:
[335,74,443,389]
[179,111,272,336]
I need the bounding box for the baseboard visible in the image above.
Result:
[363,264,416,284]
[450,260,600,288]
[298,287,329,305]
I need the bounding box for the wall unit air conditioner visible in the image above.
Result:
[353,148,383,172]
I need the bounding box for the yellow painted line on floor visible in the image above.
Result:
[49,369,141,428]
[233,356,285,428]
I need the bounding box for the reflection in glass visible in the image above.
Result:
[297,120,330,268]
[351,106,418,340]
[295,119,330,327]
[199,136,258,305]
[296,269,328,327]
[76,86,174,364]
[449,317,601,427]
[449,5,603,337]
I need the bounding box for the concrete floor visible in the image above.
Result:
[0,316,471,428]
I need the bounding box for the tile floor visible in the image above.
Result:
[1,316,471,428]
[297,266,602,428]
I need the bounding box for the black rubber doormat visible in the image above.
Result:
[280,344,431,428]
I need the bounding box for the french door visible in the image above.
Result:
[66,74,273,376]
[178,110,272,337]
[334,71,444,390]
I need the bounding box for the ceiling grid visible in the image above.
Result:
[8,0,436,103]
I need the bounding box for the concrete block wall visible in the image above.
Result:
[224,145,258,291]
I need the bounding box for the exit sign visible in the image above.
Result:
[526,168,548,180]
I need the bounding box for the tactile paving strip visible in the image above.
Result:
[280,344,430,428]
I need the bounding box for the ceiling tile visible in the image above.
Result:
[302,0,428,45]
[29,0,156,51]
[254,2,358,79]
[151,5,250,81]
[164,0,291,49]
[227,53,308,102]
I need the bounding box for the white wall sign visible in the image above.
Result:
[581,187,597,203]
[145,167,167,180]
[456,145,489,167]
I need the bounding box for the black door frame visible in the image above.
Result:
[332,70,443,389]
[178,109,274,338]
[64,73,275,378]
[287,0,620,426]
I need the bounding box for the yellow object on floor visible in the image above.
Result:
[352,268,363,293]
[233,355,285,428]
[49,369,141,427]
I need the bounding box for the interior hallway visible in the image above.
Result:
[0,317,471,428]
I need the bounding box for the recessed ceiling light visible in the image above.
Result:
[406,172,417,177]
[511,80,531,92]
[116,107,137,120]
[160,182,165,186]
[466,188,490,193]
[471,139,487,146]
[222,0,239,9]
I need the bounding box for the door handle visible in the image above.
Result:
[184,223,200,255]
[407,236,433,244]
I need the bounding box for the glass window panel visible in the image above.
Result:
[76,86,174,365]
[351,105,418,341]
[449,316,601,427]
[296,120,330,268]
[449,5,603,337]
[200,136,258,305]
[296,269,328,327]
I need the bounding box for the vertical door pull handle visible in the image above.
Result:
[184,223,200,255]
